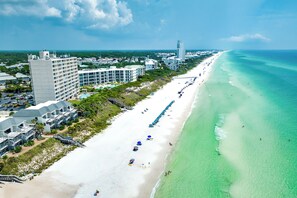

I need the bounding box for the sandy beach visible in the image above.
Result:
[0,53,222,198]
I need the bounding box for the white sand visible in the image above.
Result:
[0,53,222,198]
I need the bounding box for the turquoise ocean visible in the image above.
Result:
[155,50,297,198]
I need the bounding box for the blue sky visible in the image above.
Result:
[0,0,296,50]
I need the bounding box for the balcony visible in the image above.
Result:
[63,111,71,117]
[46,118,56,127]
[7,133,23,148]
[0,138,9,156]
[18,126,35,141]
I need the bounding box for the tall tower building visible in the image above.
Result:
[28,50,79,105]
[177,40,185,61]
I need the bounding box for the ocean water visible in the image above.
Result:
[154,50,297,198]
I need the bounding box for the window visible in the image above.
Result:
[4,128,11,134]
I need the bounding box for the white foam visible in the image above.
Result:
[215,114,227,140]
[215,126,227,140]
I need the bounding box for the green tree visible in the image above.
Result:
[14,146,22,153]
[35,123,45,137]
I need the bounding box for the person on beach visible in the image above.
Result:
[94,190,99,196]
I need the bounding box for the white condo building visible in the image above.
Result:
[145,59,158,71]
[29,51,79,105]
[78,65,145,86]
[177,40,185,61]
[162,56,183,71]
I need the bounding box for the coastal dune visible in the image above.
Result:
[0,53,222,198]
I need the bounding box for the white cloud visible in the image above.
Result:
[0,0,61,17]
[223,33,270,43]
[0,0,133,30]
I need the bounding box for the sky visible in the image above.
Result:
[0,0,296,50]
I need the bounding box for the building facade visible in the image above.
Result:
[177,40,185,61]
[28,51,79,105]
[78,65,145,86]
[163,56,183,71]
[13,101,78,132]
[145,59,158,71]
[0,100,77,156]
[0,117,36,156]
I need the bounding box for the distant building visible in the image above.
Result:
[28,50,79,105]
[0,72,17,86]
[13,100,77,132]
[162,41,186,71]
[145,59,158,71]
[163,56,183,71]
[78,65,145,86]
[5,63,28,69]
[177,40,185,61]
[15,73,30,82]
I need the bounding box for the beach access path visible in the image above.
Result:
[0,52,222,198]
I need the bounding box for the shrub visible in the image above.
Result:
[23,140,35,147]
[58,125,65,130]
[2,155,8,160]
[14,146,22,153]
[50,129,58,134]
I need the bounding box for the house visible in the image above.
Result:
[144,59,158,71]
[162,56,183,71]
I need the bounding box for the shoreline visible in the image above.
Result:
[148,53,221,198]
[0,53,222,198]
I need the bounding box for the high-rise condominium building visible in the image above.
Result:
[28,50,79,105]
[177,40,185,61]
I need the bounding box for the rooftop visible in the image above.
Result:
[145,59,158,65]
[14,101,72,118]
[15,73,30,78]
[27,101,60,110]
[78,65,144,74]
[0,72,17,81]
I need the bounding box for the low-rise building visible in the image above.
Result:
[15,73,30,82]
[13,101,78,132]
[0,100,78,156]
[162,56,183,71]
[0,72,17,86]
[0,117,36,156]
[145,59,158,71]
[79,65,145,86]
